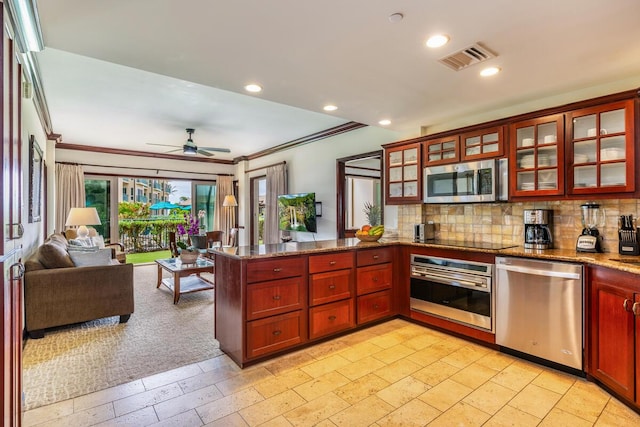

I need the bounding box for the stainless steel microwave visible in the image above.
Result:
[423,158,508,204]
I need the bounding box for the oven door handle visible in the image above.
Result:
[413,271,489,292]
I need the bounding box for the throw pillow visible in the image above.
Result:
[91,235,106,249]
[37,241,75,269]
[69,248,112,267]
[69,237,94,247]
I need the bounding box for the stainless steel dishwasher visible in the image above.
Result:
[495,256,583,371]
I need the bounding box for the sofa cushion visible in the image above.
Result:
[69,248,113,267]
[37,240,74,269]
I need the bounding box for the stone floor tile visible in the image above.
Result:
[142,363,204,390]
[154,384,223,420]
[338,341,384,363]
[333,373,390,405]
[93,405,158,427]
[462,380,517,415]
[595,397,640,427]
[35,403,115,427]
[376,375,430,408]
[260,350,317,376]
[367,332,405,349]
[475,351,516,372]
[329,395,394,427]
[299,354,351,378]
[554,380,610,423]
[427,401,491,427]
[283,392,350,427]
[23,399,74,427]
[73,380,146,412]
[483,404,541,427]
[196,387,264,424]
[402,331,444,351]
[256,415,293,427]
[303,339,350,360]
[293,371,351,401]
[197,355,238,373]
[238,389,305,426]
[440,344,489,369]
[202,412,248,427]
[450,362,498,389]
[377,399,441,426]
[371,343,415,364]
[150,409,204,427]
[418,378,473,412]
[374,358,422,383]
[336,355,386,381]
[509,383,562,419]
[531,368,577,395]
[178,364,242,394]
[490,362,539,392]
[253,369,313,399]
[215,367,274,396]
[412,360,460,387]
[113,383,183,417]
[539,407,594,427]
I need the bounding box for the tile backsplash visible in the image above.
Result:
[396,199,640,252]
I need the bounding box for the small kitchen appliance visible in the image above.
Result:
[414,223,435,241]
[618,214,639,255]
[576,202,605,253]
[524,209,553,250]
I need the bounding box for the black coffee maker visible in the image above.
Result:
[524,209,553,250]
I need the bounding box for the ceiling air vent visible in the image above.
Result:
[439,43,497,71]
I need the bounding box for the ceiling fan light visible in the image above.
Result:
[183,145,197,155]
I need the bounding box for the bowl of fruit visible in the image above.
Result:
[355,225,384,242]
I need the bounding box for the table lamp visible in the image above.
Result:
[222,195,238,207]
[65,207,101,239]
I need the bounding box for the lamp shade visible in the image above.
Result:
[223,195,238,207]
[65,207,101,238]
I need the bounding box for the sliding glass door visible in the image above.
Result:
[193,182,216,232]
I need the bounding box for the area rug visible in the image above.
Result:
[22,263,222,410]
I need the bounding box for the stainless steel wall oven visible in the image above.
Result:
[410,254,494,332]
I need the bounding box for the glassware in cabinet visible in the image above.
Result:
[384,142,422,203]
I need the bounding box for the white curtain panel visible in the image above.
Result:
[264,164,287,244]
[55,163,86,233]
[214,175,235,245]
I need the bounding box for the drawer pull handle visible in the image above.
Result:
[273,330,282,336]
[624,299,632,311]
[373,255,379,259]
[273,268,282,272]
[372,277,378,282]
[374,304,379,309]
[633,302,640,317]
[328,315,337,321]
[328,284,336,290]
[329,261,336,265]
[273,295,281,300]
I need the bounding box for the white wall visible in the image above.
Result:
[242,126,400,243]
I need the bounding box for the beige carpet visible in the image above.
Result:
[22,263,223,411]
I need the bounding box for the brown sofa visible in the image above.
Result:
[24,233,134,338]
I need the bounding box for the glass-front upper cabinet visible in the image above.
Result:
[460,126,505,161]
[566,99,635,195]
[385,142,422,204]
[509,114,564,197]
[423,135,460,166]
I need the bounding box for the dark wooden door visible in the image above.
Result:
[589,267,635,401]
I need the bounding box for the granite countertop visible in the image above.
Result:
[210,238,640,275]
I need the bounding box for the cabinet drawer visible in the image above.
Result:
[246,311,305,359]
[357,263,392,295]
[246,277,305,321]
[309,251,354,274]
[309,269,353,306]
[309,299,355,340]
[357,248,392,267]
[357,290,392,324]
[246,256,305,283]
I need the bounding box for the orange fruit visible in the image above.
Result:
[362,225,371,232]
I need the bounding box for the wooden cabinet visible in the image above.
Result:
[588,266,639,404]
[356,248,393,324]
[423,135,459,166]
[385,142,422,204]
[567,99,635,195]
[510,114,565,196]
[245,256,308,361]
[308,251,355,339]
[460,126,505,161]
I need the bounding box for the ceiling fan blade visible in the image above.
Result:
[197,149,214,157]
[164,148,182,153]
[147,143,181,148]
[198,146,231,153]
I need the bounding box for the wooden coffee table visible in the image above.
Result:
[155,257,214,304]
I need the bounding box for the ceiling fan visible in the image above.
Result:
[147,128,231,157]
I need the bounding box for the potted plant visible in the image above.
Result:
[177,212,207,249]
[175,240,199,264]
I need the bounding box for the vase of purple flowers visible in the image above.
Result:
[177,212,207,249]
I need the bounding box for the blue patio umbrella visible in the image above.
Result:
[149,201,179,210]
[177,205,191,211]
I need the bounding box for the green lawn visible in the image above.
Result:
[125,250,171,264]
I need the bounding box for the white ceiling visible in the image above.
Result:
[33,0,640,162]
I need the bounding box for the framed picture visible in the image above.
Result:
[29,135,43,223]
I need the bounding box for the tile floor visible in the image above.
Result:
[23,319,640,426]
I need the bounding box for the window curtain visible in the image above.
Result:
[214,175,235,245]
[264,164,287,244]
[55,163,86,233]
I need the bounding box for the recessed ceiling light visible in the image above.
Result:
[480,66,501,77]
[388,13,404,23]
[323,104,338,112]
[426,34,449,48]
[244,84,262,93]
[378,119,391,126]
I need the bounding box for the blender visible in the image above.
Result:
[576,202,605,253]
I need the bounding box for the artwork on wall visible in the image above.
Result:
[29,135,43,223]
